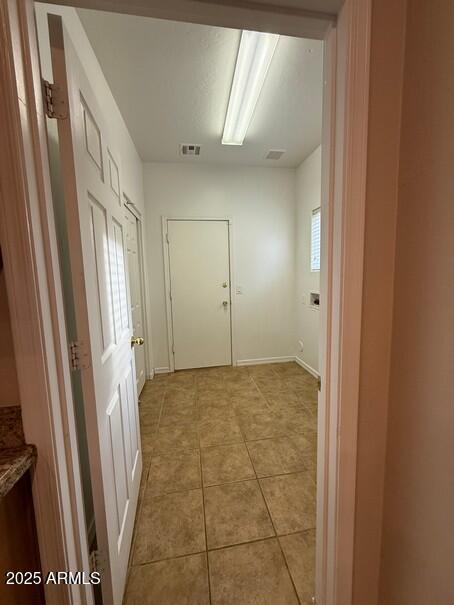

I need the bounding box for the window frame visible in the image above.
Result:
[311,206,321,273]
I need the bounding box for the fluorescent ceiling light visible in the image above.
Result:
[222,30,279,146]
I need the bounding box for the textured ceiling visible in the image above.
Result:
[78,10,323,167]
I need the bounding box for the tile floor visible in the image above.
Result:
[124,362,317,605]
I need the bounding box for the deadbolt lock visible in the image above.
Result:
[222,282,228,288]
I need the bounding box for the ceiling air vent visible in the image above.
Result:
[265,149,285,160]
[180,144,201,157]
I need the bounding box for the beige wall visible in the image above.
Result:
[379,1,454,603]
[352,0,407,601]
[0,260,20,407]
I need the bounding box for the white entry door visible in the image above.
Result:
[47,15,141,605]
[125,206,146,393]
[167,219,232,369]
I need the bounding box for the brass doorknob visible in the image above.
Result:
[131,336,144,347]
[222,300,229,307]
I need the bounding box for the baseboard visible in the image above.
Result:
[295,356,320,379]
[236,356,295,367]
[147,369,155,380]
[153,358,318,377]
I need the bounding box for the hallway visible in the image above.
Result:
[125,362,317,604]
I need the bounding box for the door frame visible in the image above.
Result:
[0,1,373,604]
[0,2,93,604]
[162,217,236,373]
[124,194,152,385]
[317,4,371,602]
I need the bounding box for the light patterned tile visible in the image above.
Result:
[152,424,199,454]
[198,416,243,448]
[260,472,316,535]
[279,530,316,605]
[246,436,306,477]
[201,443,255,486]
[133,489,205,564]
[209,539,298,605]
[125,553,209,605]
[204,480,274,549]
[148,450,201,496]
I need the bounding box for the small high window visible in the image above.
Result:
[311,207,321,272]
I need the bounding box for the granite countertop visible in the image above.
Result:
[0,445,36,498]
[0,405,36,498]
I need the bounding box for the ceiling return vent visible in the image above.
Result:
[265,149,285,160]
[180,144,201,157]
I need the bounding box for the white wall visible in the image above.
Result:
[35,3,149,366]
[143,162,296,371]
[34,5,320,378]
[35,4,145,214]
[295,145,321,374]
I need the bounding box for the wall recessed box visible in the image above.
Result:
[310,292,320,307]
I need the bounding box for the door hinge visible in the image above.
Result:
[166,232,169,244]
[169,290,172,301]
[69,340,90,371]
[42,79,68,119]
[89,549,104,574]
[317,376,321,392]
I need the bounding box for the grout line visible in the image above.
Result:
[126,386,166,588]
[206,530,316,554]
[132,548,208,568]
[278,538,303,605]
[129,370,316,601]
[245,372,304,605]
[143,468,314,499]
[253,458,302,605]
[197,379,213,605]
[130,526,317,569]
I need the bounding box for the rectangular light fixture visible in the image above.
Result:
[222,30,279,146]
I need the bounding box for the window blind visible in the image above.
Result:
[311,207,321,272]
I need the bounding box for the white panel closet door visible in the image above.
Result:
[125,206,146,393]
[47,15,141,605]
[167,220,232,369]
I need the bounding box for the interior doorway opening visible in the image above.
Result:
[0,0,373,600]
[33,5,323,604]
[35,4,325,603]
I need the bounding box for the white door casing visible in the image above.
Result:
[2,2,374,604]
[166,219,232,370]
[125,205,146,393]
[47,14,141,604]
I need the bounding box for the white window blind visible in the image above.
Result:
[311,207,321,272]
